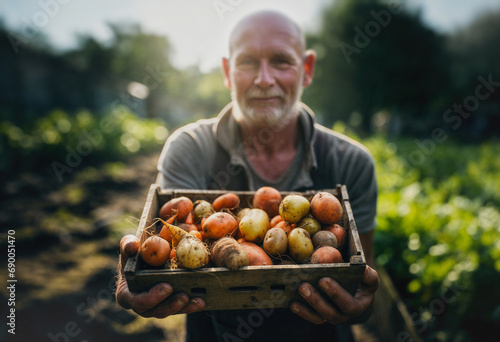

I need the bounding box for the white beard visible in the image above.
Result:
[231,86,303,128]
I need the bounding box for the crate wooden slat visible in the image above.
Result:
[124,184,366,311]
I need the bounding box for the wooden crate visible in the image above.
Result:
[124,184,366,311]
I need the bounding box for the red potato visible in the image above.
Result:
[140,235,171,267]
[312,230,338,249]
[324,224,347,249]
[159,196,193,222]
[120,234,140,257]
[202,212,238,240]
[213,193,240,212]
[253,186,282,218]
[310,192,343,224]
[310,246,343,264]
[179,223,198,232]
[240,241,273,266]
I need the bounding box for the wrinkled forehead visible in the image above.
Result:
[229,12,305,57]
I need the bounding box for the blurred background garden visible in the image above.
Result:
[1,0,499,341]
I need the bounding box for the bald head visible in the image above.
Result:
[228,10,306,57]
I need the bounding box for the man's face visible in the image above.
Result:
[223,17,312,128]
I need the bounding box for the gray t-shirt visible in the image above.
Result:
[157,102,377,233]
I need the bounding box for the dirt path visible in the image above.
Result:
[0,151,186,341]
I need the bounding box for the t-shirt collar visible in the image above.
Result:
[212,102,319,188]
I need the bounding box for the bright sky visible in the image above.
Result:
[2,0,500,72]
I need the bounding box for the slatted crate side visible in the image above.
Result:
[130,262,365,310]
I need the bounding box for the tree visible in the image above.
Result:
[446,11,500,138]
[304,0,449,134]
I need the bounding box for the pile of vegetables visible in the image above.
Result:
[120,186,348,271]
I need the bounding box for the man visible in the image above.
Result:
[116,10,379,341]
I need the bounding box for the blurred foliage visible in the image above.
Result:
[303,0,500,138]
[304,0,449,132]
[334,122,500,341]
[0,107,168,179]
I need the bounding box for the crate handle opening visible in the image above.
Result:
[191,287,207,295]
[270,284,286,292]
[229,286,260,293]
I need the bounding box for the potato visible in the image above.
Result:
[324,224,347,249]
[263,227,288,256]
[297,217,322,236]
[202,212,238,240]
[310,246,343,264]
[213,192,240,212]
[288,228,314,263]
[159,196,193,221]
[159,219,209,269]
[253,186,282,218]
[120,234,140,257]
[211,237,249,270]
[279,195,310,223]
[193,200,214,222]
[312,230,338,249]
[238,208,270,243]
[140,236,171,267]
[310,192,343,224]
[176,236,209,269]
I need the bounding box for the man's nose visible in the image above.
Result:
[254,61,275,89]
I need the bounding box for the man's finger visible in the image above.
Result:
[117,281,173,314]
[360,265,380,292]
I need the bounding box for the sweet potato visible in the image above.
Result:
[240,241,273,266]
[211,237,249,270]
[213,193,240,212]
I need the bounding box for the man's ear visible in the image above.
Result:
[222,57,231,89]
[302,49,316,88]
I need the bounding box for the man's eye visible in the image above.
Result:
[240,59,255,65]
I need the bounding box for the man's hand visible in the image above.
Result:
[115,236,206,318]
[289,265,379,325]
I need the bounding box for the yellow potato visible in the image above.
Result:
[279,195,310,223]
[288,228,314,263]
